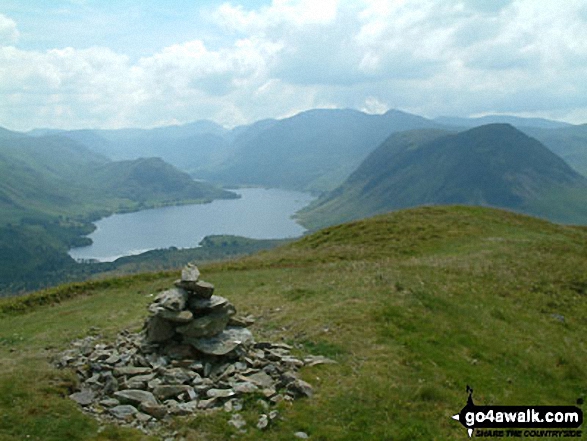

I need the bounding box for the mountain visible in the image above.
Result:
[299,124,587,229]
[521,124,587,177]
[435,114,572,129]
[1,205,586,439]
[203,108,444,192]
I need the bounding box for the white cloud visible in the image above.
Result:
[1,0,587,130]
[0,14,19,45]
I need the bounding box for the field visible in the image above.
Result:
[0,205,585,440]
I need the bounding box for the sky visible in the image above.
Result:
[1,0,587,131]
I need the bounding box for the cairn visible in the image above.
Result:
[145,263,255,357]
[56,264,334,435]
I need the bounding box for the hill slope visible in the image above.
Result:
[299,124,587,229]
[0,206,585,440]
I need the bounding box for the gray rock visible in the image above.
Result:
[110,404,138,420]
[228,315,256,327]
[145,315,176,343]
[176,313,229,339]
[153,288,188,312]
[206,388,235,398]
[257,414,269,430]
[113,366,152,377]
[188,327,254,356]
[69,389,95,406]
[139,401,168,419]
[161,368,193,385]
[243,371,274,389]
[158,309,193,323]
[287,379,314,398]
[188,295,229,312]
[294,432,309,439]
[153,385,194,401]
[113,390,158,406]
[99,398,120,408]
[233,382,259,394]
[182,263,200,283]
[303,355,337,367]
[187,280,215,299]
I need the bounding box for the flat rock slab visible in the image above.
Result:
[69,389,95,406]
[188,327,254,356]
[158,309,194,323]
[113,390,158,406]
[110,404,138,420]
[153,385,194,401]
[114,366,153,377]
[178,280,215,298]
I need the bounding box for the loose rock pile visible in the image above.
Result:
[56,264,334,435]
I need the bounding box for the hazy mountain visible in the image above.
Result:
[203,108,444,192]
[299,124,587,229]
[435,115,572,129]
[521,124,587,177]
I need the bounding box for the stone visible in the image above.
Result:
[188,327,254,356]
[257,414,269,430]
[233,382,258,394]
[287,379,314,398]
[197,397,218,410]
[176,313,230,339]
[188,295,230,312]
[113,366,152,377]
[113,390,158,407]
[162,368,195,385]
[145,316,176,343]
[243,371,274,389]
[182,263,200,284]
[158,309,193,323]
[110,405,138,420]
[186,280,215,299]
[294,432,309,439]
[153,288,188,312]
[69,389,95,406]
[139,401,168,420]
[153,385,194,401]
[206,388,235,398]
[228,315,256,327]
[99,398,120,408]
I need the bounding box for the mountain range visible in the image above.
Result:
[298,124,587,229]
[26,109,587,194]
[2,107,587,294]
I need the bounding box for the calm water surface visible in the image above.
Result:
[69,188,314,262]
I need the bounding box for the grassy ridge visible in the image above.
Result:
[0,206,586,440]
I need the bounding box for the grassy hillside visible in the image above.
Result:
[299,124,587,230]
[0,206,585,440]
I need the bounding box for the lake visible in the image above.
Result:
[69,188,315,262]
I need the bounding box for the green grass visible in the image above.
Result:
[0,205,586,440]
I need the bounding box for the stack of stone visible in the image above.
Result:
[145,263,255,357]
[56,263,334,435]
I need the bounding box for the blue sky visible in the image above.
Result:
[1,0,587,130]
